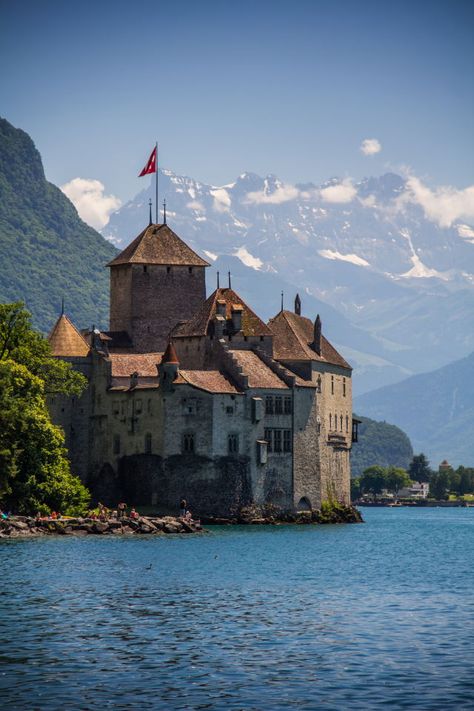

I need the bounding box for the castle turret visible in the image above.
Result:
[159,340,180,390]
[107,223,209,352]
[294,293,301,316]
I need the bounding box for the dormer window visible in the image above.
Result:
[143,265,147,273]
[188,267,193,274]
[167,266,171,274]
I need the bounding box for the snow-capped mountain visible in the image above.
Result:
[104,169,474,395]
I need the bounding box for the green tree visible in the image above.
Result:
[0,360,90,514]
[429,472,450,501]
[0,303,89,515]
[360,466,387,499]
[351,477,361,500]
[0,302,85,395]
[408,453,433,483]
[385,467,412,496]
[457,467,474,495]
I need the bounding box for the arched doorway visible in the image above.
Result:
[297,496,312,511]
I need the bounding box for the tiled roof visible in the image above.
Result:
[109,353,163,377]
[179,370,240,394]
[173,288,272,338]
[269,311,351,369]
[230,350,288,389]
[48,314,90,357]
[107,223,210,267]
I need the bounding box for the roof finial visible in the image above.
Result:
[228,271,232,289]
[61,297,65,315]
[163,198,167,225]
[148,198,152,225]
[281,291,284,312]
[217,271,220,289]
[295,293,301,316]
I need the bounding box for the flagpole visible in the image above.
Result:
[155,141,159,224]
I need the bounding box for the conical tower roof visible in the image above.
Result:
[162,341,179,364]
[107,223,210,267]
[48,314,90,357]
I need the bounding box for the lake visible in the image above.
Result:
[1,507,473,710]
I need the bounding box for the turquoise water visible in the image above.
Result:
[1,507,473,710]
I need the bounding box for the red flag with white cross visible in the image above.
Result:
[138,146,157,176]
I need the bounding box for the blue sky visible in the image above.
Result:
[1,0,473,204]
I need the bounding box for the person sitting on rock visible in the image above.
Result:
[179,499,187,518]
[117,502,127,519]
[185,510,193,522]
[130,508,139,520]
[50,511,57,520]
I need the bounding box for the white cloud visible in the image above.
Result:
[61,178,121,229]
[457,224,474,243]
[210,188,231,213]
[203,249,218,261]
[399,177,474,228]
[320,179,357,204]
[233,246,263,270]
[245,184,299,205]
[360,138,382,156]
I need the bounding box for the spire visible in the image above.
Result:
[313,314,322,355]
[163,198,167,225]
[217,271,220,288]
[148,198,152,225]
[162,340,179,364]
[294,293,301,316]
[281,291,284,312]
[228,271,232,288]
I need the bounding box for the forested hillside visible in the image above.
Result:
[0,117,117,333]
[351,414,413,477]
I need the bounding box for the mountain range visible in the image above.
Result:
[0,117,116,333]
[104,168,474,396]
[355,352,474,467]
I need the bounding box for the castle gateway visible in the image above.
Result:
[47,221,355,516]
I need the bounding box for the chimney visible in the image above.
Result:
[231,304,243,332]
[294,293,301,316]
[313,314,322,355]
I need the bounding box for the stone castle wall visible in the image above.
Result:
[110,264,206,351]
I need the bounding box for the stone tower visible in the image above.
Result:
[107,223,209,352]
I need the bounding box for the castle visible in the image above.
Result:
[47,220,356,516]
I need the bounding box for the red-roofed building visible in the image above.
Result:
[47,220,355,516]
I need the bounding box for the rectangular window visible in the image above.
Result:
[265,396,274,414]
[182,433,195,453]
[135,399,142,414]
[329,413,332,430]
[283,430,292,452]
[257,440,268,465]
[331,375,334,395]
[144,433,152,454]
[228,434,239,454]
[113,434,120,455]
[264,428,272,452]
[274,429,282,453]
[284,396,292,414]
[346,415,349,433]
[226,406,234,414]
[275,396,283,414]
[343,377,346,397]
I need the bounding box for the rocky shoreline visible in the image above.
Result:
[202,504,364,526]
[0,515,202,539]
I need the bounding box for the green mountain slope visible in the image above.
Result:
[0,117,117,333]
[355,352,474,467]
[351,414,413,477]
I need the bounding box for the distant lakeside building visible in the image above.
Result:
[47,221,356,516]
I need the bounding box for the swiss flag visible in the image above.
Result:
[138,146,157,176]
